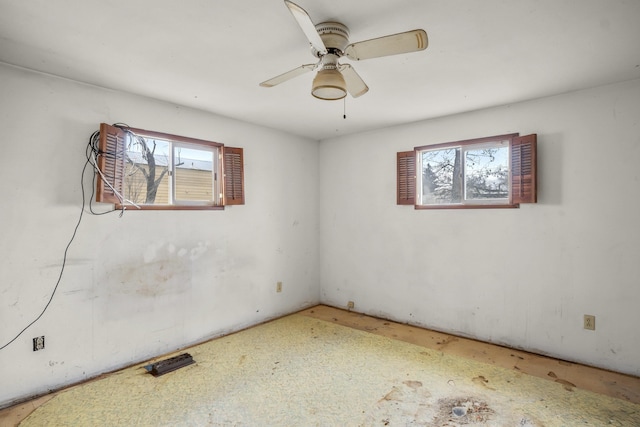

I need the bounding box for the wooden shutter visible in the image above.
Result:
[511,134,537,204]
[223,146,245,205]
[95,123,126,204]
[397,151,416,205]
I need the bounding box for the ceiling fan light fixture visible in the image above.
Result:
[311,68,347,100]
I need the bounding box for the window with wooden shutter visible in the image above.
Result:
[224,147,245,205]
[511,134,537,204]
[95,123,126,204]
[397,151,416,205]
[401,133,537,209]
[93,123,244,209]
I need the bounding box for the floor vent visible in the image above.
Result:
[145,353,195,377]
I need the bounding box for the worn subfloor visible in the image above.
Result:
[1,305,639,426]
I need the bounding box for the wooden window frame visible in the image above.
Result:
[95,123,244,210]
[397,133,537,209]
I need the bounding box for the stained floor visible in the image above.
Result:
[2,306,640,426]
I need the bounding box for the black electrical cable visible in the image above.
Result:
[0,132,119,350]
[86,131,117,216]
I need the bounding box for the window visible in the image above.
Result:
[398,133,536,208]
[95,123,244,209]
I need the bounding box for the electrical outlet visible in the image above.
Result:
[584,315,595,330]
[33,336,45,351]
[347,301,354,310]
[276,281,282,293]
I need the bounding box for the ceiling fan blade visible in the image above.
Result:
[339,64,369,98]
[284,1,327,56]
[344,29,428,61]
[260,63,317,87]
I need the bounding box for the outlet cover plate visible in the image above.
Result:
[33,336,45,351]
[584,315,595,330]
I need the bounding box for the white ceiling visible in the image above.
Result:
[1,0,639,140]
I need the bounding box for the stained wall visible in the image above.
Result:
[319,78,640,376]
[0,63,320,407]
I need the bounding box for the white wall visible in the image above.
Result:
[0,63,320,408]
[319,79,640,376]
[2,61,638,409]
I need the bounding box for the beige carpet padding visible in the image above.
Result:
[20,315,640,426]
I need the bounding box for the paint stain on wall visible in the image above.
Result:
[97,241,217,307]
[111,258,190,296]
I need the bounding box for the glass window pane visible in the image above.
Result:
[464,146,509,200]
[124,137,170,205]
[174,146,216,203]
[421,148,462,204]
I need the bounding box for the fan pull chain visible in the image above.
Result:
[343,97,347,119]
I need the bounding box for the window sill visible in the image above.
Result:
[415,203,519,210]
[115,204,225,211]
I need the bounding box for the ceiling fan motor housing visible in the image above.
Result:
[313,22,350,56]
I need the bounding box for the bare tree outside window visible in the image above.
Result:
[421,148,462,204]
[125,135,170,204]
[421,146,508,204]
[464,147,508,200]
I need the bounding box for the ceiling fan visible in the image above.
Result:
[260,0,428,101]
